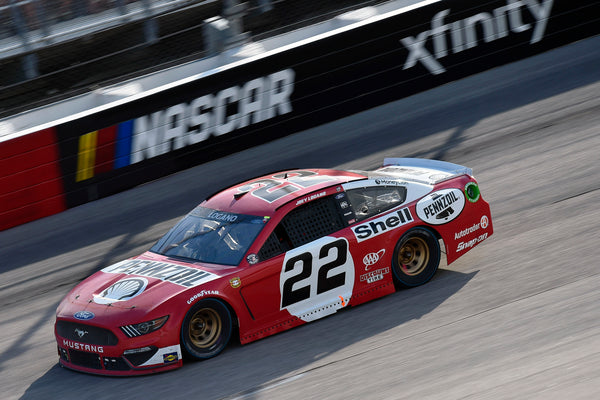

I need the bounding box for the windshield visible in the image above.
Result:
[150,207,268,265]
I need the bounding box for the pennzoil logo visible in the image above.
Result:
[416,188,465,225]
[230,277,242,288]
[102,260,217,288]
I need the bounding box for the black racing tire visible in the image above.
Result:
[181,298,232,360]
[392,228,441,288]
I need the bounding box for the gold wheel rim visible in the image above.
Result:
[398,237,429,276]
[189,308,222,348]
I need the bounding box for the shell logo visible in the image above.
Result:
[93,277,148,304]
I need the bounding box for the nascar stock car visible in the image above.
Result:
[55,158,493,375]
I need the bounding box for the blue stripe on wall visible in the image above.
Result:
[114,120,134,169]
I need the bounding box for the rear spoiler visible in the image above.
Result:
[378,158,473,185]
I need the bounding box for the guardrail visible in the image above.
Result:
[0,0,598,231]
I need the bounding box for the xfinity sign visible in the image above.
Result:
[401,0,554,75]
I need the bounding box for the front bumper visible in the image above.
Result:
[55,319,182,376]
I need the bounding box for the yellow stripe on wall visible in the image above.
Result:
[75,131,98,182]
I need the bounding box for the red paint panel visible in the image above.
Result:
[0,178,64,210]
[0,128,66,231]
[95,125,117,175]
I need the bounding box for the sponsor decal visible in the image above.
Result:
[400,0,554,75]
[73,311,95,320]
[363,249,386,270]
[352,207,413,242]
[163,352,179,363]
[335,193,345,200]
[359,267,390,284]
[139,345,182,367]
[102,260,217,288]
[457,233,489,252]
[416,188,465,225]
[94,277,148,305]
[246,254,259,265]
[480,215,489,229]
[454,223,481,240]
[374,178,407,186]
[465,182,481,203]
[74,69,295,181]
[62,339,104,353]
[187,290,220,305]
[296,191,326,205]
[230,277,241,288]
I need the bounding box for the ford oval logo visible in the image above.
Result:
[73,311,95,320]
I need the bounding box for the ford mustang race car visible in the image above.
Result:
[55,158,493,375]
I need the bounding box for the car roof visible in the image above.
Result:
[203,168,367,215]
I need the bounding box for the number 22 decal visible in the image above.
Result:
[280,237,354,309]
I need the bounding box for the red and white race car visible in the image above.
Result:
[55,158,493,375]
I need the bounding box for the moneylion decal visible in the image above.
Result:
[416,188,465,225]
[400,0,554,75]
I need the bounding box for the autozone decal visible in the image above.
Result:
[102,260,217,287]
[74,69,295,181]
[352,208,413,243]
[400,0,553,75]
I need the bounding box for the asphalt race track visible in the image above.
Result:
[1,35,599,399]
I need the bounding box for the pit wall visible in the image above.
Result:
[1,0,597,230]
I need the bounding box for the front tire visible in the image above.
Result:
[181,298,232,360]
[392,228,441,288]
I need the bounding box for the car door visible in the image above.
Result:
[240,193,356,327]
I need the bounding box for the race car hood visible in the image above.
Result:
[57,253,232,319]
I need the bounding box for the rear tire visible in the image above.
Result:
[392,228,441,288]
[181,298,232,360]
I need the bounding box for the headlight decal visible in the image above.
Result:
[120,316,168,338]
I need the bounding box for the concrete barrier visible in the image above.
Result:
[1,0,598,230]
